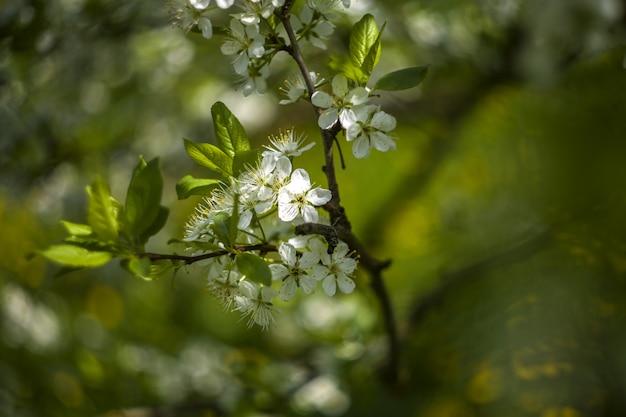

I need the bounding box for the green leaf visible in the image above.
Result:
[236,252,271,286]
[176,175,221,199]
[211,212,232,248]
[184,139,233,178]
[138,206,169,244]
[60,221,92,236]
[123,256,152,280]
[125,156,163,240]
[87,177,121,242]
[349,14,379,82]
[374,65,429,91]
[361,21,386,78]
[232,149,260,177]
[40,245,112,267]
[211,102,250,158]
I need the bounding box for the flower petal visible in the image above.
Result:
[337,274,356,294]
[322,275,337,296]
[280,278,297,301]
[311,91,333,108]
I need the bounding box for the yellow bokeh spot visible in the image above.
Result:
[86,284,124,329]
[423,397,474,417]
[541,407,581,417]
[51,371,84,408]
[466,362,502,404]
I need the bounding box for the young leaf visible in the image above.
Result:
[232,149,260,177]
[374,65,429,91]
[40,245,112,267]
[125,156,163,240]
[138,206,169,244]
[60,221,93,236]
[349,14,380,75]
[211,102,250,157]
[87,177,121,242]
[123,256,152,280]
[211,212,232,248]
[184,139,233,178]
[176,175,221,200]
[361,21,386,78]
[236,252,271,286]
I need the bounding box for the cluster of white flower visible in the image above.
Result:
[312,74,397,158]
[183,130,358,329]
[168,0,351,96]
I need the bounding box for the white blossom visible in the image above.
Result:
[270,243,320,301]
[311,74,369,129]
[310,241,357,296]
[279,72,323,105]
[343,104,397,158]
[263,129,315,160]
[277,169,332,223]
[221,18,265,75]
[291,3,336,49]
[235,281,279,329]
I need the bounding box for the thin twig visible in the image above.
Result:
[142,243,277,265]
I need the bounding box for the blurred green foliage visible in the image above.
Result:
[2,0,626,416]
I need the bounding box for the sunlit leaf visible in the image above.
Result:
[349,14,379,84]
[176,175,221,199]
[211,101,250,158]
[184,139,233,178]
[123,256,152,280]
[60,221,92,236]
[236,252,271,286]
[40,245,112,267]
[87,177,121,242]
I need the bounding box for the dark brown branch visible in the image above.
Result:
[141,243,277,265]
[278,8,401,386]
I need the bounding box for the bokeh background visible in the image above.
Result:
[2,0,626,416]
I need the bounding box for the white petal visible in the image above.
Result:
[317,108,339,129]
[233,54,249,75]
[307,187,332,206]
[315,21,335,37]
[332,74,349,97]
[311,264,330,281]
[278,242,297,265]
[238,210,252,229]
[322,275,337,296]
[230,18,246,38]
[371,110,396,131]
[278,201,299,222]
[260,285,277,302]
[311,91,333,108]
[248,40,265,58]
[345,123,362,142]
[337,274,356,294]
[352,137,371,158]
[190,0,210,10]
[301,205,319,223]
[348,87,369,105]
[288,169,312,193]
[299,251,321,268]
[280,278,297,301]
[220,40,240,55]
[198,17,213,39]
[269,263,289,281]
[216,0,234,8]
[299,275,317,294]
[370,131,396,152]
[338,257,357,275]
[309,36,328,50]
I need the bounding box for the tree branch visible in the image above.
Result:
[141,243,277,265]
[278,9,401,386]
